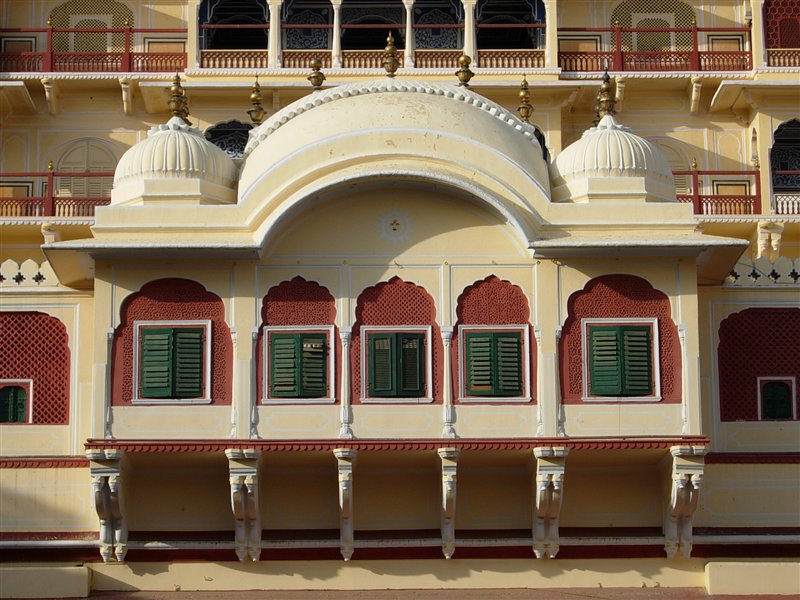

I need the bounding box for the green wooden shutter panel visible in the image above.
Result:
[370,334,395,396]
[466,333,493,395]
[0,386,26,423]
[622,327,652,395]
[174,328,204,398]
[271,335,299,397]
[496,333,522,396]
[762,381,792,419]
[140,328,174,398]
[589,327,623,396]
[399,334,425,396]
[300,335,326,398]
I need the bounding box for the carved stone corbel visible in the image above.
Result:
[334,448,356,560]
[118,77,133,115]
[40,78,59,115]
[438,448,460,559]
[663,445,706,559]
[226,449,261,561]
[688,77,702,115]
[614,76,626,113]
[532,446,568,559]
[86,449,127,562]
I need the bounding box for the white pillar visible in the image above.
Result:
[438,448,460,559]
[544,0,558,69]
[339,328,353,438]
[462,0,477,66]
[331,0,343,68]
[403,0,415,67]
[268,0,283,68]
[334,448,356,560]
[441,326,456,438]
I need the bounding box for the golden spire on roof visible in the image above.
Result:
[382,33,399,77]
[307,58,326,90]
[592,70,616,125]
[247,76,266,124]
[517,76,533,122]
[168,72,191,124]
[456,55,474,87]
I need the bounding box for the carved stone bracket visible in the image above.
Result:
[86,449,127,562]
[226,448,262,561]
[532,446,568,559]
[334,448,356,560]
[664,445,706,559]
[40,78,59,115]
[437,447,460,559]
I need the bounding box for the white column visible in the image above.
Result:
[441,326,456,438]
[403,0,415,67]
[438,448,460,559]
[750,0,765,68]
[334,448,356,560]
[544,0,558,69]
[339,328,353,438]
[462,0,477,66]
[331,0,343,68]
[268,0,283,68]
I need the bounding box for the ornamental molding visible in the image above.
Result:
[0,258,59,289]
[754,67,800,74]
[560,71,754,80]
[0,457,89,468]
[725,255,800,287]
[183,68,563,77]
[0,217,95,226]
[0,73,176,81]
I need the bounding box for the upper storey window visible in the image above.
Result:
[264,326,335,402]
[200,0,269,50]
[476,0,544,50]
[363,328,430,401]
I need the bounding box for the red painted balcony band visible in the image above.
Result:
[0,171,113,218]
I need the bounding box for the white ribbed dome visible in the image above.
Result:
[551,114,676,203]
[111,117,237,205]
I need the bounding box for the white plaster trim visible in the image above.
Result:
[756,376,797,421]
[132,320,213,405]
[457,325,532,403]
[262,325,336,404]
[580,318,662,403]
[360,325,433,404]
[0,379,33,423]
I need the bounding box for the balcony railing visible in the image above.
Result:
[0,171,112,218]
[766,48,800,67]
[674,169,761,215]
[558,24,752,72]
[0,26,187,73]
[773,170,800,215]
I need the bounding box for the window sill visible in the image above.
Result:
[360,397,434,404]
[458,396,532,403]
[580,396,662,403]
[261,397,336,405]
[131,398,213,405]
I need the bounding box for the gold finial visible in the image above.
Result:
[382,33,399,77]
[307,58,326,90]
[691,157,698,170]
[517,76,533,123]
[168,72,190,124]
[614,19,620,27]
[592,70,616,125]
[456,55,474,87]
[247,76,266,124]
[123,18,131,28]
[47,159,54,171]
[47,17,52,27]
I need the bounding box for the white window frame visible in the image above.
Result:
[581,317,661,403]
[458,325,531,403]
[757,376,797,420]
[0,379,34,424]
[263,325,336,404]
[360,325,433,404]
[132,320,213,405]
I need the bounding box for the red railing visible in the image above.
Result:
[558,24,751,72]
[0,171,112,218]
[0,26,187,73]
[766,48,800,67]
[674,169,761,215]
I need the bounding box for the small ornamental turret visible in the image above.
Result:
[307,58,326,90]
[247,77,266,124]
[168,72,191,125]
[382,33,399,77]
[592,70,616,125]
[517,76,533,123]
[456,55,474,87]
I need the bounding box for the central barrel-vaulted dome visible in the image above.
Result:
[237,78,552,244]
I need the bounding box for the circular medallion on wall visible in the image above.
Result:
[378,211,412,242]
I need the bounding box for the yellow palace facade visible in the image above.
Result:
[0,0,798,596]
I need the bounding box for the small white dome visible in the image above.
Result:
[112,117,238,205]
[551,114,676,203]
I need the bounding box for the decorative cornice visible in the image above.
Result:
[85,436,709,453]
[0,217,94,226]
[696,215,800,224]
[0,457,89,468]
[705,452,800,464]
[559,71,754,80]
[0,73,177,81]
[183,68,563,77]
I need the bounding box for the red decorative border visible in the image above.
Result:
[705,452,800,464]
[0,457,89,469]
[84,436,709,453]
[0,531,97,541]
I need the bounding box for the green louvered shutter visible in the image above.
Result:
[399,333,425,396]
[621,327,652,396]
[140,328,174,398]
[762,381,792,419]
[300,334,327,398]
[0,386,26,423]
[589,327,623,396]
[271,335,299,397]
[496,333,523,396]
[466,333,493,395]
[174,328,204,398]
[369,333,396,396]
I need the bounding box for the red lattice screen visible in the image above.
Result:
[559,275,681,404]
[351,277,442,403]
[111,278,232,405]
[0,312,70,423]
[454,275,535,403]
[257,277,338,402]
[765,0,800,48]
[718,308,800,421]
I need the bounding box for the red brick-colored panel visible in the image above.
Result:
[111,278,232,405]
[0,312,70,424]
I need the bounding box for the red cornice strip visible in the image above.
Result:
[84,436,709,453]
[0,457,89,469]
[705,452,800,464]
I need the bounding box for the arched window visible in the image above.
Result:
[649,138,691,196]
[771,119,800,214]
[0,385,27,423]
[476,0,544,50]
[764,0,800,49]
[205,121,253,159]
[200,0,269,50]
[610,0,695,51]
[283,1,331,50]
[415,0,462,50]
[341,1,405,51]
[49,0,134,53]
[56,139,117,198]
